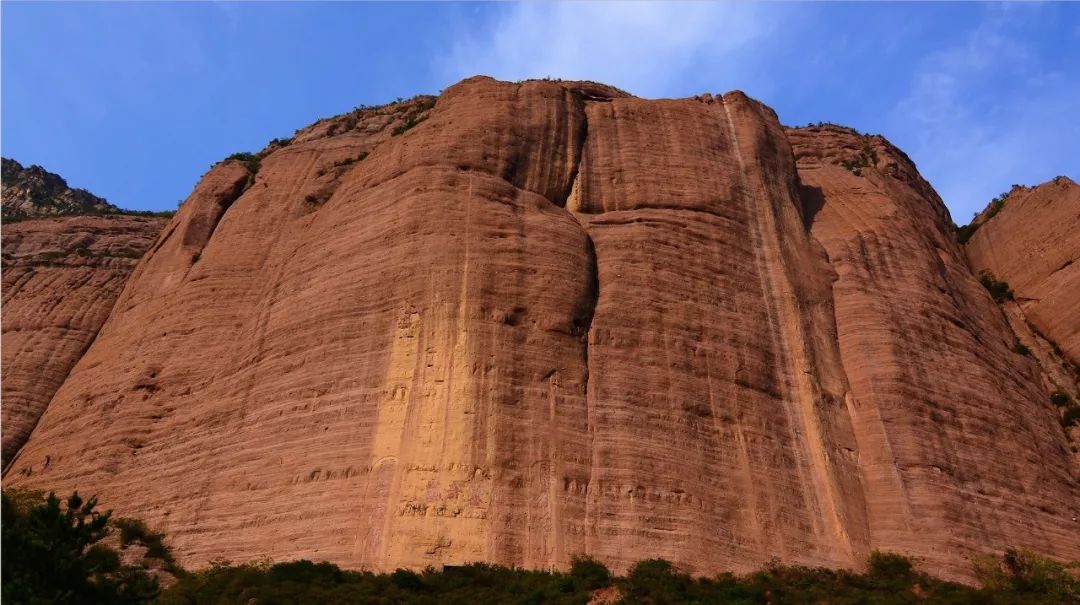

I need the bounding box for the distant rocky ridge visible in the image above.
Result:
[2,77,1078,583]
[2,157,172,221]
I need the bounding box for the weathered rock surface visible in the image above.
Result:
[2,215,167,465]
[963,177,1080,364]
[788,125,1079,579]
[4,78,1078,582]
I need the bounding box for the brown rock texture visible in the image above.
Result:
[2,215,167,465]
[4,78,1078,582]
[788,125,1079,579]
[963,177,1080,364]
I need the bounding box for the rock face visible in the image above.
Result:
[4,78,1078,582]
[2,158,120,219]
[963,177,1080,364]
[2,215,167,466]
[788,125,1079,579]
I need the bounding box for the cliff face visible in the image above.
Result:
[1,215,167,465]
[963,177,1080,364]
[788,125,1079,579]
[3,78,1078,581]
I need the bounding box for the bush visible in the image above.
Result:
[391,114,429,136]
[1062,406,1080,428]
[973,548,1079,599]
[224,152,260,174]
[1051,391,1073,407]
[569,555,612,591]
[113,517,181,574]
[1013,341,1033,357]
[839,138,878,176]
[956,223,978,244]
[979,271,1015,303]
[1,490,160,604]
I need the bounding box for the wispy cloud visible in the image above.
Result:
[890,5,1080,221]
[439,2,773,98]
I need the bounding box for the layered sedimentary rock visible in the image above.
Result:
[5,78,1078,581]
[1,215,167,465]
[963,177,1080,364]
[788,125,1079,579]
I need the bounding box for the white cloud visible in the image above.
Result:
[890,6,1080,221]
[439,2,771,98]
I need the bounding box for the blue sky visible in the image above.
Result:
[3,2,1078,222]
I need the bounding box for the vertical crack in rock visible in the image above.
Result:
[562,91,598,401]
[180,162,252,268]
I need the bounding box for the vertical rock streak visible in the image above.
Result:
[721,97,855,563]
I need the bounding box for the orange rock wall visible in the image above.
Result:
[4,79,1078,581]
[788,126,1079,579]
[2,216,166,465]
[963,177,1080,364]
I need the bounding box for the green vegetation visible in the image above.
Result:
[2,490,161,604]
[114,518,183,576]
[956,223,978,244]
[1013,340,1033,357]
[118,209,176,219]
[955,186,1027,244]
[6,489,1080,604]
[980,270,1015,303]
[159,548,1080,604]
[333,152,368,168]
[268,137,292,148]
[1051,391,1073,407]
[391,113,430,136]
[839,138,879,176]
[224,152,260,174]
[191,253,201,264]
[1062,406,1080,428]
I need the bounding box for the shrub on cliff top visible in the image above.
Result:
[224,152,260,174]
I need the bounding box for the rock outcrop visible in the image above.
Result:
[2,158,120,219]
[3,78,1078,582]
[963,177,1080,364]
[2,215,167,466]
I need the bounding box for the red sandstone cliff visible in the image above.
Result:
[788,125,1078,579]
[3,78,1077,581]
[963,177,1080,364]
[2,215,167,465]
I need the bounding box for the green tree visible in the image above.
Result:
[1,490,160,604]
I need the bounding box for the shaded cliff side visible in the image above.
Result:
[4,78,1078,582]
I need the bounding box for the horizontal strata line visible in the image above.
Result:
[581,204,743,225]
